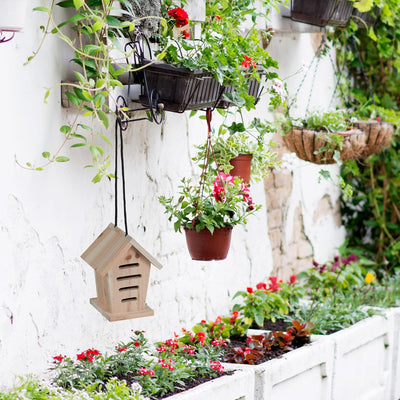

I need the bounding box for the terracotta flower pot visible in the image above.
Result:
[184,227,233,261]
[229,154,253,184]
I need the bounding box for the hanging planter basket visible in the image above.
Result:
[229,154,253,184]
[290,0,354,27]
[139,62,221,113]
[0,0,28,32]
[283,127,365,165]
[353,121,394,158]
[184,227,233,261]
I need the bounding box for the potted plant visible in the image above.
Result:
[159,172,260,261]
[194,115,278,184]
[290,0,354,27]
[282,109,365,165]
[141,0,281,113]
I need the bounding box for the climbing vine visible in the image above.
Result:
[331,0,400,273]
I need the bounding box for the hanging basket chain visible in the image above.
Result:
[194,108,219,219]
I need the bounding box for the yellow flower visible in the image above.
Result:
[365,272,375,285]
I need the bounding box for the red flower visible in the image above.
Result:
[376,116,381,122]
[268,276,281,292]
[289,274,297,284]
[229,310,239,324]
[196,332,206,346]
[182,30,190,39]
[201,319,207,324]
[167,8,189,27]
[116,345,127,352]
[216,15,221,20]
[241,55,256,69]
[139,367,155,376]
[215,316,222,324]
[256,282,267,290]
[53,355,65,362]
[246,287,254,294]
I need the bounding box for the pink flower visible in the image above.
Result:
[212,173,235,202]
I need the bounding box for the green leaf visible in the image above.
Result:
[55,156,70,162]
[33,7,51,12]
[97,110,109,128]
[71,143,87,148]
[60,125,71,134]
[73,71,86,84]
[65,92,82,106]
[83,44,102,56]
[73,0,84,9]
[98,133,111,145]
[92,20,104,32]
[42,152,50,159]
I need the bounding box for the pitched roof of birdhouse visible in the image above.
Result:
[81,223,163,276]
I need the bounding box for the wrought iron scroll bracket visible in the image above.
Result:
[116,29,164,130]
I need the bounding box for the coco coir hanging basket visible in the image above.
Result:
[283,127,365,165]
[353,120,394,158]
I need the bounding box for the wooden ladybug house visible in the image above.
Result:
[81,223,163,321]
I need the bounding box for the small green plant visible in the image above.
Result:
[191,311,250,340]
[193,115,279,183]
[231,276,301,327]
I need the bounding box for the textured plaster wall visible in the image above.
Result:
[0,1,344,386]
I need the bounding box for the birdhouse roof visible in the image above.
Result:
[81,223,163,276]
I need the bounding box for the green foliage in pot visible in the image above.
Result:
[194,115,279,183]
[21,0,163,182]
[159,172,260,234]
[155,0,282,110]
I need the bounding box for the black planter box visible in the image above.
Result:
[139,62,221,113]
[290,0,354,27]
[216,78,262,109]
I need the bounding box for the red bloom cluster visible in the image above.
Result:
[115,345,127,352]
[210,360,224,372]
[139,367,155,376]
[241,55,256,69]
[76,348,102,363]
[213,173,234,202]
[182,344,196,355]
[53,354,65,362]
[268,276,281,292]
[182,30,190,39]
[211,338,228,347]
[156,338,180,354]
[167,7,189,27]
[158,358,175,371]
[256,282,267,290]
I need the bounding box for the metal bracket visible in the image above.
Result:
[0,30,15,43]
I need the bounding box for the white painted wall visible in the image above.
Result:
[0,1,344,385]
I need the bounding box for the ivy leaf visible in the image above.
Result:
[55,156,70,162]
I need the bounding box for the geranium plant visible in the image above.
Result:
[159,172,260,233]
[155,0,282,109]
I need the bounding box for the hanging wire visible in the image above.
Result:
[114,103,129,236]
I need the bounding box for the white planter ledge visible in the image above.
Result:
[223,337,334,400]
[165,369,255,400]
[329,312,393,400]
